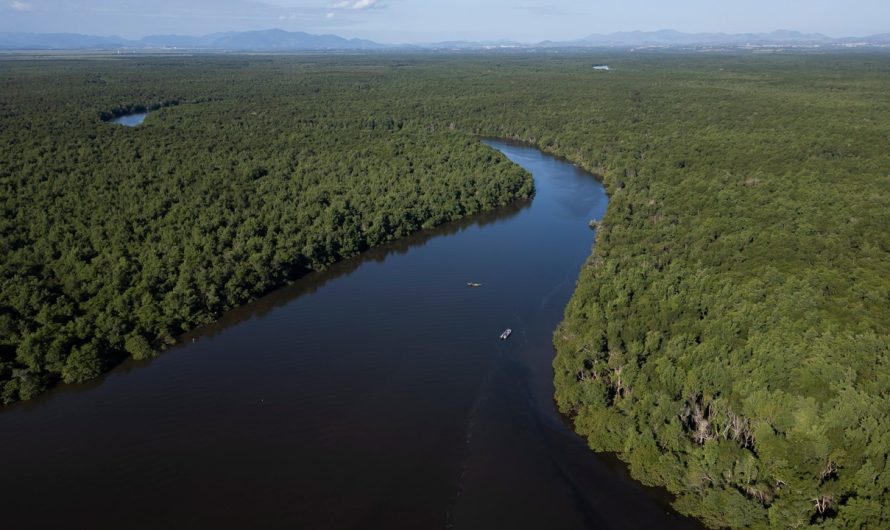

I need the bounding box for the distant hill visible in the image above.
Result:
[1,29,889,52]
[0,29,385,51]
[417,39,525,50]
[0,32,135,50]
[138,33,224,48]
[141,29,384,51]
[565,29,835,48]
[834,33,890,46]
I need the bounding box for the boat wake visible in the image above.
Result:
[444,358,497,529]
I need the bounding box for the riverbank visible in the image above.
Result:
[4,53,889,528]
[1,63,534,401]
[0,138,702,529]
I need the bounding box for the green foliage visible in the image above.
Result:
[2,52,890,528]
[546,53,890,528]
[123,333,154,361]
[62,342,103,383]
[0,55,535,404]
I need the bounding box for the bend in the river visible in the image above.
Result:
[0,140,702,530]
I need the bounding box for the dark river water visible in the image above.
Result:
[0,141,701,530]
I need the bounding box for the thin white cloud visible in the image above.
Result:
[8,0,32,11]
[0,0,369,36]
[331,0,381,10]
[514,5,580,17]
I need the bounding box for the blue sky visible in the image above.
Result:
[1,0,888,42]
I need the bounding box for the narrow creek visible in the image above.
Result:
[0,140,701,530]
[109,111,149,126]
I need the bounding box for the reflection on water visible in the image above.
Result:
[185,198,531,342]
[110,112,149,126]
[0,141,702,530]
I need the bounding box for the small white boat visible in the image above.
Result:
[500,328,512,340]
[467,282,482,288]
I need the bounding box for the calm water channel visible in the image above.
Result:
[0,141,701,530]
[110,111,149,126]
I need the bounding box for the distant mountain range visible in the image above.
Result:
[1,28,889,52]
[569,29,835,47]
[139,29,382,51]
[559,29,890,48]
[0,32,133,49]
[0,29,383,51]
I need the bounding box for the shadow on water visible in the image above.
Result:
[181,198,531,343]
[448,299,703,530]
[9,197,531,409]
[1,140,705,530]
[479,137,606,183]
[101,99,183,126]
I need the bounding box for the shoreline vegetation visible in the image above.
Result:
[0,57,536,403]
[2,53,890,528]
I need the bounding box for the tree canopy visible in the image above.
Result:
[2,52,890,528]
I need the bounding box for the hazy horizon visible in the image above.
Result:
[1,0,888,43]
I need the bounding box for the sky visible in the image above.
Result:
[1,0,888,43]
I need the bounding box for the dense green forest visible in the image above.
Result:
[2,53,890,528]
[0,57,536,400]
[544,55,890,529]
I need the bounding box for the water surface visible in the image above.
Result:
[110,111,149,126]
[0,141,701,530]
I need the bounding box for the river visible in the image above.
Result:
[110,111,149,126]
[0,140,700,530]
